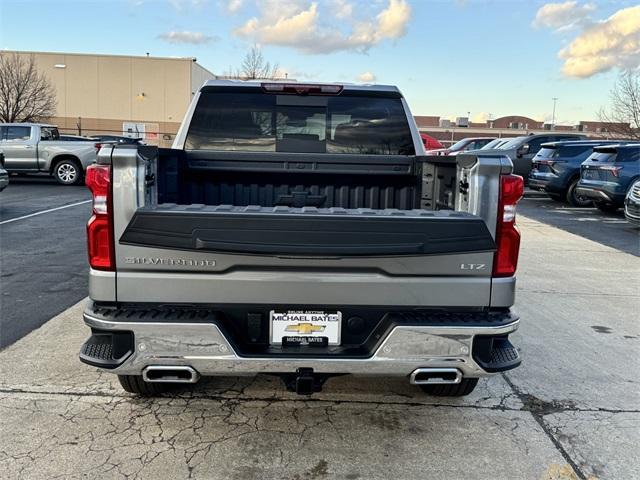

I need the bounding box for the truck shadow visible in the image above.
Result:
[519,195,639,256]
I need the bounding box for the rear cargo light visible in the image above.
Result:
[85,164,114,271]
[493,174,524,277]
[261,83,343,95]
[600,165,623,177]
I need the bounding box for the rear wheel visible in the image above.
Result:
[118,375,170,396]
[595,202,619,213]
[53,158,83,185]
[566,179,592,207]
[418,378,478,397]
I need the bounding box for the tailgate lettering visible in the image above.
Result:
[124,257,216,267]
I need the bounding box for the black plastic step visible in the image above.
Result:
[472,335,521,373]
[79,331,134,369]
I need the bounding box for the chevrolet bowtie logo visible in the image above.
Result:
[285,323,326,334]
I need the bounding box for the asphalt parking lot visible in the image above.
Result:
[0,177,91,348]
[0,183,638,479]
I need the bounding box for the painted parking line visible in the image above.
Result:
[0,199,92,225]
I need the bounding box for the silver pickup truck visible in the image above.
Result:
[0,123,98,184]
[79,80,524,397]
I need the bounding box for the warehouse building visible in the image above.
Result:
[7,50,216,146]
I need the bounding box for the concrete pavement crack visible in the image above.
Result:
[501,373,587,480]
[1,385,638,414]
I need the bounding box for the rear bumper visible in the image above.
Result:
[80,303,521,378]
[576,182,626,205]
[527,175,551,191]
[575,186,620,204]
[528,173,570,195]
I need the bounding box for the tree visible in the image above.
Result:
[227,46,280,80]
[0,53,56,123]
[598,71,640,140]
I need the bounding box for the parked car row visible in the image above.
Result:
[529,140,640,225]
[0,123,142,185]
[422,132,639,227]
[426,133,588,178]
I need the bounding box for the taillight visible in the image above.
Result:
[94,143,103,152]
[600,165,623,177]
[261,83,343,95]
[493,174,524,277]
[85,164,114,271]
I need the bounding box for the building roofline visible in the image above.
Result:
[2,49,201,63]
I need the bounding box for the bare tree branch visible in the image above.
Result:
[225,45,280,80]
[0,53,57,123]
[598,71,640,140]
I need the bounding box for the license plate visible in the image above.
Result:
[583,169,598,179]
[270,310,341,346]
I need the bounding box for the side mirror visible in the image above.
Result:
[517,144,530,157]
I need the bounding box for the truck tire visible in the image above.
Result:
[594,202,618,213]
[566,179,592,207]
[118,375,169,396]
[418,378,478,397]
[53,158,83,185]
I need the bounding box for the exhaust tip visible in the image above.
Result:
[143,365,200,384]
[410,368,462,385]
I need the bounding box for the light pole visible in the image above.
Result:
[551,97,558,129]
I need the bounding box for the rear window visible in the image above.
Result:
[588,152,616,163]
[0,126,32,141]
[534,147,556,159]
[557,145,592,157]
[185,91,415,155]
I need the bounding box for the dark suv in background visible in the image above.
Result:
[479,133,586,179]
[576,144,640,212]
[529,140,629,207]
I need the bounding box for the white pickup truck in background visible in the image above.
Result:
[0,123,98,184]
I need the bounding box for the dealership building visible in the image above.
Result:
[7,50,216,146]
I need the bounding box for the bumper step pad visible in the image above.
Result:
[472,336,521,373]
[79,331,134,369]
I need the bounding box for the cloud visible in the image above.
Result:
[533,1,595,31]
[233,0,411,54]
[225,0,243,13]
[357,71,376,82]
[158,30,216,44]
[332,0,353,19]
[559,5,640,77]
[168,0,207,11]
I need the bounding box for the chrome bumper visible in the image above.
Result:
[83,308,520,378]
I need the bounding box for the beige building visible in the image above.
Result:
[8,50,216,146]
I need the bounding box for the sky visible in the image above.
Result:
[1,0,639,124]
